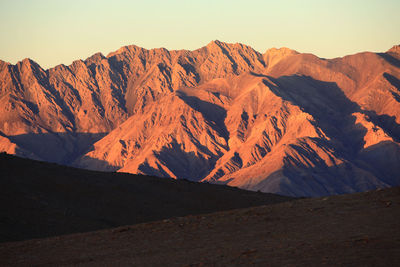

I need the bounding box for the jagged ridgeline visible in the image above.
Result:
[1,41,400,196]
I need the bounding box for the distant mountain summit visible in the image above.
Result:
[387,44,400,55]
[1,41,399,196]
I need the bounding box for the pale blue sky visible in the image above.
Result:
[0,0,399,69]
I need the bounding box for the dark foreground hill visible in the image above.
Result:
[1,186,399,266]
[0,152,291,243]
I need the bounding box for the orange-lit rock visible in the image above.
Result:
[1,41,399,196]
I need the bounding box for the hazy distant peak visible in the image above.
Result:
[85,52,105,65]
[71,59,86,67]
[15,58,44,73]
[387,45,400,55]
[205,40,229,49]
[207,40,223,46]
[107,45,145,58]
[206,40,258,52]
[18,58,38,66]
[263,47,299,69]
[264,47,299,57]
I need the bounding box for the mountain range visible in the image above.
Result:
[1,41,400,196]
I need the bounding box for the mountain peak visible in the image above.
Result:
[19,58,36,65]
[85,52,105,65]
[206,40,253,50]
[107,45,145,58]
[16,58,43,72]
[387,45,400,55]
[263,47,299,69]
[264,47,299,57]
[205,40,228,52]
[207,40,223,46]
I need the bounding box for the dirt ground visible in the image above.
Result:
[1,187,399,266]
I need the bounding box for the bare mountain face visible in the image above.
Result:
[1,41,400,196]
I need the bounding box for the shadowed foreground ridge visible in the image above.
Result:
[1,181,398,266]
[0,153,292,243]
[1,42,400,196]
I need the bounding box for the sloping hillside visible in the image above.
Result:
[0,152,291,242]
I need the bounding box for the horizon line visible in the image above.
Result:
[1,40,397,71]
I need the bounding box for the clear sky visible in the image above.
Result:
[0,0,399,69]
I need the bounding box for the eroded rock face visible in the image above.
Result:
[1,41,399,196]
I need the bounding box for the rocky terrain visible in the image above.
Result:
[1,182,398,266]
[1,41,400,196]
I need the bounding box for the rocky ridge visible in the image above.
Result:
[1,41,399,196]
